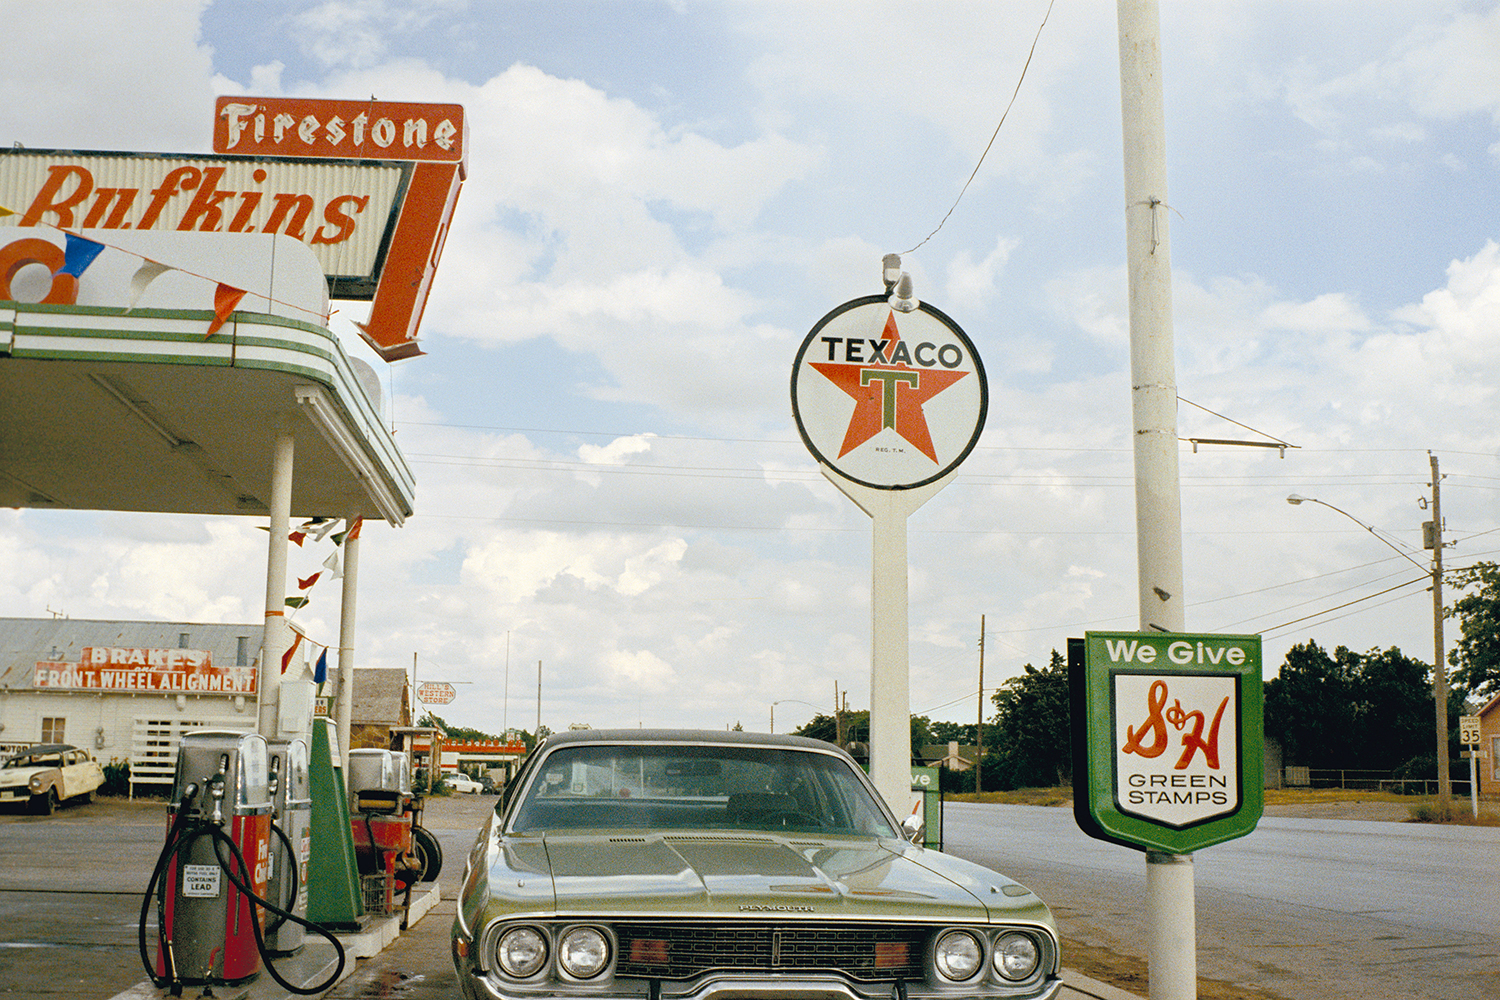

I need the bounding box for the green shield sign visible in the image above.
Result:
[1070,632,1263,854]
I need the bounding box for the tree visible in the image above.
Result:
[792,710,931,759]
[983,650,1071,790]
[1266,641,1453,773]
[930,721,977,745]
[1447,561,1500,698]
[1264,641,1355,769]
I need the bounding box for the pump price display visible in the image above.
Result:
[181,864,222,898]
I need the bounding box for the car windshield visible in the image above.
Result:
[4,753,61,769]
[509,743,897,838]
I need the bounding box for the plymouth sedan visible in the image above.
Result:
[452,730,1061,1000]
[0,743,106,814]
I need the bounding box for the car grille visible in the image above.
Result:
[612,921,930,982]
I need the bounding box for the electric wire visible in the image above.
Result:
[901,0,1056,255]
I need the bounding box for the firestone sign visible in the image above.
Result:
[0,96,466,361]
[1070,632,1263,854]
[791,296,986,490]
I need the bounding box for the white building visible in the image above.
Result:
[0,617,312,792]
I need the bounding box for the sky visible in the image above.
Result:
[3,0,1500,738]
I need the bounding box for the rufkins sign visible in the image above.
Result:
[1070,632,1263,854]
[791,296,986,491]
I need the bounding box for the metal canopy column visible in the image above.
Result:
[258,427,295,739]
[335,512,362,766]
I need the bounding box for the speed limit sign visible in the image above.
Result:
[1460,715,1482,746]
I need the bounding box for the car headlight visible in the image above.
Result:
[992,932,1040,981]
[496,926,548,978]
[933,930,983,981]
[558,926,610,979]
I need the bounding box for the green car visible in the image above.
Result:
[452,730,1061,1000]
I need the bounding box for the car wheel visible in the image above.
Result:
[31,789,58,816]
[412,825,443,883]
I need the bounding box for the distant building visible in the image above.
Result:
[1477,691,1500,798]
[0,617,289,792]
[350,667,413,749]
[919,742,979,771]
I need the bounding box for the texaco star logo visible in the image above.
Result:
[792,296,986,490]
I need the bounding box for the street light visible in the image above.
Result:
[770,699,822,734]
[1286,489,1451,806]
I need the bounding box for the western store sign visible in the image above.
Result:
[0,96,466,360]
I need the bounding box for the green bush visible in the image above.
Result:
[101,759,130,797]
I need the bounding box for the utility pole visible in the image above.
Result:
[834,681,845,748]
[976,615,985,794]
[1428,452,1452,807]
[1119,3,1192,999]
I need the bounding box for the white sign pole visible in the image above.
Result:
[1119,2,1193,998]
[823,467,958,813]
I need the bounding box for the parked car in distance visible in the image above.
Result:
[445,772,483,794]
[0,744,106,815]
[452,729,1061,1000]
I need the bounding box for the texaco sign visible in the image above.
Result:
[791,296,986,490]
[1071,632,1264,854]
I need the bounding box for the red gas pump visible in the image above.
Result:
[147,731,272,989]
[138,730,343,997]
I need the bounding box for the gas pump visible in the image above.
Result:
[139,730,344,997]
[266,738,311,955]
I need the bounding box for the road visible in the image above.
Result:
[941,801,1500,1000]
[3,795,1495,999]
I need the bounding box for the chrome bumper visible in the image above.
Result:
[458,969,1063,1000]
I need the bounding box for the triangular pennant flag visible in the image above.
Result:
[56,233,106,278]
[0,205,15,218]
[280,631,306,673]
[298,571,321,591]
[314,647,328,685]
[322,550,342,580]
[206,282,248,338]
[310,519,339,543]
[288,530,306,547]
[284,595,310,609]
[333,516,365,546]
[126,260,173,311]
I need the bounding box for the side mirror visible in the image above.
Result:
[900,812,925,845]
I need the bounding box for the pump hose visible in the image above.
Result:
[263,820,298,937]
[207,825,347,995]
[137,784,201,993]
[136,798,346,996]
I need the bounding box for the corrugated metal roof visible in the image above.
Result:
[0,618,260,690]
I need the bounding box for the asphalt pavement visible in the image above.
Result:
[0,793,1141,1000]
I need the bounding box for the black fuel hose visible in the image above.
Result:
[137,783,200,994]
[136,790,345,997]
[263,820,298,937]
[207,824,346,995]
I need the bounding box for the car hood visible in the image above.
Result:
[486,832,1051,926]
[0,767,49,788]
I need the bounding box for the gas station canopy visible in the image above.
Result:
[0,230,413,523]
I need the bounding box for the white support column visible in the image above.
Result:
[257,428,295,739]
[824,466,957,814]
[335,515,362,767]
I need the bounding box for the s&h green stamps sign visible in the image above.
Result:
[1070,632,1264,854]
